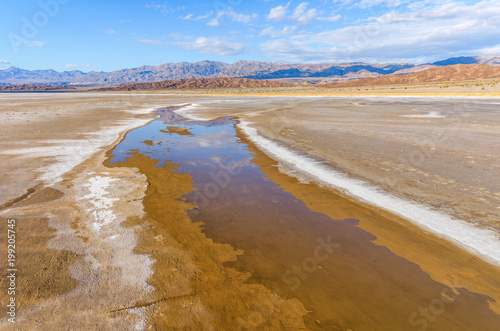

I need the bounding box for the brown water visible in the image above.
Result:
[107,110,500,330]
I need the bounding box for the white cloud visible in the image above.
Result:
[357,0,406,8]
[225,10,257,24]
[169,33,185,40]
[333,0,407,9]
[292,2,307,17]
[207,17,221,27]
[292,2,318,26]
[176,37,245,56]
[145,2,185,14]
[261,39,322,62]
[476,44,500,55]
[261,0,500,63]
[145,2,172,13]
[206,10,257,27]
[169,33,190,41]
[268,4,289,21]
[260,26,296,37]
[181,13,211,21]
[137,39,169,46]
[106,29,116,34]
[267,2,317,26]
[319,14,341,22]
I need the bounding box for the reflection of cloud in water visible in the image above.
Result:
[181,155,253,171]
[209,155,253,171]
[184,161,200,167]
[187,117,237,127]
[402,111,445,118]
[210,156,222,164]
[169,129,236,150]
[160,126,193,136]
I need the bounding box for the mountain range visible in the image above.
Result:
[1,55,499,86]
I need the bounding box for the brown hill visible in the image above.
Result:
[97,77,293,91]
[320,64,500,88]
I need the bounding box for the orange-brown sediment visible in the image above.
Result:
[107,152,309,329]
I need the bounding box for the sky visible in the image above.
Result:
[1,0,499,72]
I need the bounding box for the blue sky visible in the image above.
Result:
[1,0,499,72]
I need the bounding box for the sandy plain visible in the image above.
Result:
[0,91,499,330]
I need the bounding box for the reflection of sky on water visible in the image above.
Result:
[107,118,256,177]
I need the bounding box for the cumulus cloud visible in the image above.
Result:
[261,0,500,63]
[268,2,318,26]
[176,37,245,56]
[268,4,289,21]
[292,2,318,25]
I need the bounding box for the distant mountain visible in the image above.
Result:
[246,63,414,80]
[320,64,500,88]
[432,55,500,66]
[432,56,477,66]
[391,55,500,76]
[96,77,293,91]
[0,84,77,91]
[0,66,89,85]
[1,55,499,85]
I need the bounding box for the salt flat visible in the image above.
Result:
[1,93,500,330]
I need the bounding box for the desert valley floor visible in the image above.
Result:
[0,92,499,330]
